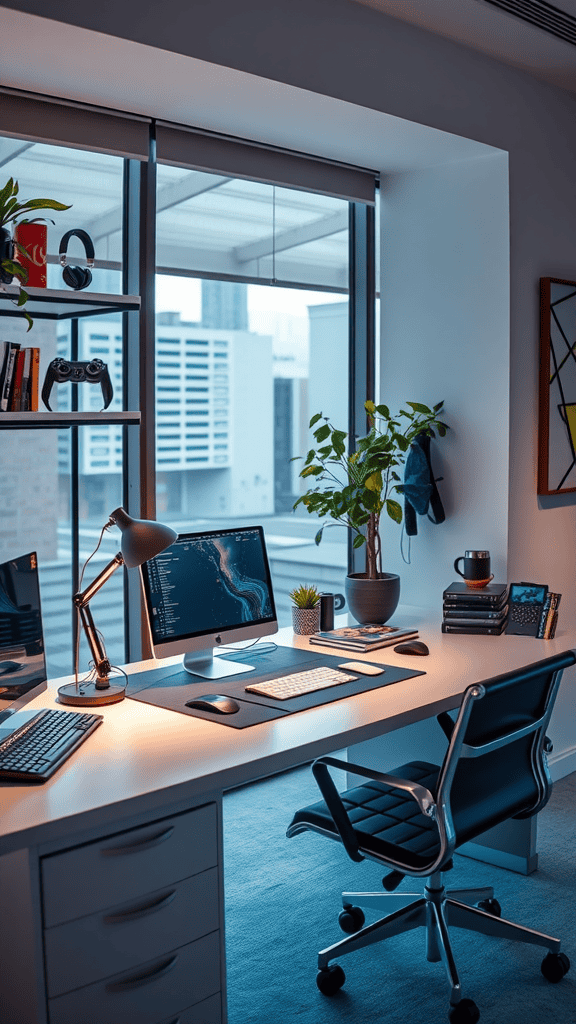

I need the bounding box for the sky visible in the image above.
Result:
[155,276,344,328]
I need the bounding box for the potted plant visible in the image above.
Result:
[293,399,448,624]
[289,583,321,635]
[0,177,71,329]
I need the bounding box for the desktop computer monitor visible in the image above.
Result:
[0,551,47,726]
[140,525,278,679]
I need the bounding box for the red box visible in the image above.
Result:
[14,222,47,288]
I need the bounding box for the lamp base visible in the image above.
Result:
[57,680,126,706]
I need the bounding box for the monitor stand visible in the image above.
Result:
[183,648,255,680]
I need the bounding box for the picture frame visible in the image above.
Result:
[538,277,576,495]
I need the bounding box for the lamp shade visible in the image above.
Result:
[109,507,178,568]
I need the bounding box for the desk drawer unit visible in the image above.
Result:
[41,803,218,925]
[156,994,222,1024]
[39,802,222,1023]
[47,931,221,1024]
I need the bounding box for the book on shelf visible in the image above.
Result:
[29,347,40,411]
[537,592,561,639]
[441,620,507,636]
[0,342,20,411]
[9,349,26,411]
[309,625,419,652]
[20,347,32,412]
[443,582,508,605]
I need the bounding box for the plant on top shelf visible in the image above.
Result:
[0,177,71,330]
[289,583,321,609]
[293,399,448,582]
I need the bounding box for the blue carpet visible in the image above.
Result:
[223,765,576,1024]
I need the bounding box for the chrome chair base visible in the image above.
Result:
[318,871,561,1008]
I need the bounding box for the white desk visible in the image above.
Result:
[1,620,574,1024]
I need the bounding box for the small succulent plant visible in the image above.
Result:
[289,584,320,609]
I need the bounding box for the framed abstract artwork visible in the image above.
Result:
[538,277,576,495]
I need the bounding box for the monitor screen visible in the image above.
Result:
[140,525,278,679]
[0,551,47,716]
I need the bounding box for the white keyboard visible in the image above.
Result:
[245,665,358,700]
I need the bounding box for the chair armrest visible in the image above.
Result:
[315,756,437,819]
[311,759,364,862]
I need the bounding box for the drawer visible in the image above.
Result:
[42,803,218,927]
[47,931,220,1024]
[156,994,222,1024]
[45,867,219,997]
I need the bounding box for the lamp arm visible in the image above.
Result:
[73,553,124,688]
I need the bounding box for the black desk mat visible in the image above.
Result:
[126,646,425,728]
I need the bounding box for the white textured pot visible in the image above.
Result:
[292,605,321,635]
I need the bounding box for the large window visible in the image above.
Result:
[155,168,353,625]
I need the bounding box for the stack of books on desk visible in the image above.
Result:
[309,624,419,652]
[441,582,509,635]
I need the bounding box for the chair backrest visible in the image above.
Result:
[435,650,576,852]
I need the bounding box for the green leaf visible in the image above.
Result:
[433,401,445,412]
[0,177,14,210]
[364,471,382,493]
[313,423,331,443]
[309,412,322,428]
[353,534,366,548]
[317,445,333,458]
[406,401,432,414]
[374,403,390,419]
[301,464,323,478]
[386,499,403,523]
[314,528,324,545]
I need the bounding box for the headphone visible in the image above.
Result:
[59,229,95,291]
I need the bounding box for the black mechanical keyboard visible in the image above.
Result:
[0,708,103,782]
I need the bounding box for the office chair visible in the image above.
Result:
[287,650,576,1023]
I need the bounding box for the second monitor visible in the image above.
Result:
[141,525,278,679]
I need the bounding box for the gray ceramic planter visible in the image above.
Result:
[292,606,321,635]
[344,572,400,625]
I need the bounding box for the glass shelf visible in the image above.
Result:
[0,286,140,320]
[0,411,141,429]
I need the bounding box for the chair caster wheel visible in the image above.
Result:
[477,898,501,917]
[448,998,480,1023]
[541,951,570,983]
[317,964,345,995]
[339,905,365,933]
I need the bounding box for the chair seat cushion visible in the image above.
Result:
[289,761,442,871]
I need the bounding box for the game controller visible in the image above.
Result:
[41,358,114,411]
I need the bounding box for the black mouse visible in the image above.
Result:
[394,640,429,656]
[186,694,240,715]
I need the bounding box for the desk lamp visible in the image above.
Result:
[58,508,177,707]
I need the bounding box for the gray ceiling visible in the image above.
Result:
[352,0,576,93]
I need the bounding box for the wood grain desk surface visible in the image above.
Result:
[1,608,574,854]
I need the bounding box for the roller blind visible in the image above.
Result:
[0,89,151,160]
[156,122,376,205]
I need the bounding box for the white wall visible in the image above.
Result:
[377,153,510,607]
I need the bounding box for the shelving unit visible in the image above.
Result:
[0,284,143,665]
[0,285,140,320]
[0,287,141,427]
[0,411,140,428]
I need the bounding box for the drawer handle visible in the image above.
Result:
[100,825,175,856]
[106,952,178,992]
[103,888,176,924]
